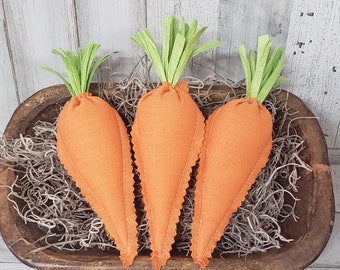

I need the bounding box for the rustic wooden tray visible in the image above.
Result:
[0,84,334,269]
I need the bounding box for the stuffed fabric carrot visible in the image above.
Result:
[42,42,138,267]
[190,35,285,268]
[131,16,219,269]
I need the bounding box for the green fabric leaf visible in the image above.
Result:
[237,45,252,99]
[272,76,286,89]
[238,35,285,103]
[131,15,220,86]
[86,53,111,91]
[167,34,186,83]
[162,16,172,77]
[41,65,75,96]
[249,49,256,80]
[131,30,167,82]
[187,19,198,40]
[81,42,100,92]
[42,41,110,96]
[192,40,220,58]
[180,17,187,37]
[257,52,285,102]
[261,47,283,86]
[249,35,272,99]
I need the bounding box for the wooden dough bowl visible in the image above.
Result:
[0,84,334,269]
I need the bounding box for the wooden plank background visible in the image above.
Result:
[0,0,339,148]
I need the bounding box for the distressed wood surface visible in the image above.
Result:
[1,0,78,104]
[308,212,340,268]
[75,0,146,81]
[145,0,220,79]
[1,152,339,269]
[332,165,340,213]
[0,0,19,134]
[215,0,293,81]
[284,0,340,148]
[0,0,339,147]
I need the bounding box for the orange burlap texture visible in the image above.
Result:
[56,93,138,266]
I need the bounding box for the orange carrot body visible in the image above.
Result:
[191,98,272,268]
[132,82,205,269]
[57,93,138,266]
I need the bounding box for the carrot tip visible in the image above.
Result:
[120,252,137,268]
[193,256,209,269]
[152,259,163,270]
[151,251,168,270]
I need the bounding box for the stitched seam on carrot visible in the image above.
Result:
[202,137,272,259]
[202,140,272,258]
[159,105,201,261]
[196,107,223,261]
[57,131,121,245]
[113,111,131,256]
[133,118,156,252]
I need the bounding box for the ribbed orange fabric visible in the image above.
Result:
[131,82,205,270]
[191,98,273,268]
[56,93,138,267]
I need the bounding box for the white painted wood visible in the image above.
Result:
[2,0,78,102]
[284,0,340,148]
[215,0,293,82]
[75,0,146,82]
[145,0,220,80]
[1,0,339,146]
[0,234,32,269]
[329,149,340,165]
[332,164,340,213]
[0,0,19,134]
[307,213,340,269]
[0,264,32,270]
[174,0,220,78]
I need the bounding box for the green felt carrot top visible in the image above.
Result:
[42,41,110,96]
[238,35,285,103]
[131,15,220,86]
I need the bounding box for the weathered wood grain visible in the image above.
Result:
[284,0,340,148]
[0,0,339,146]
[0,263,32,270]
[332,165,340,213]
[308,213,340,268]
[329,149,340,165]
[75,0,146,81]
[0,235,20,264]
[0,0,19,133]
[2,0,78,102]
[215,0,293,81]
[145,0,220,80]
